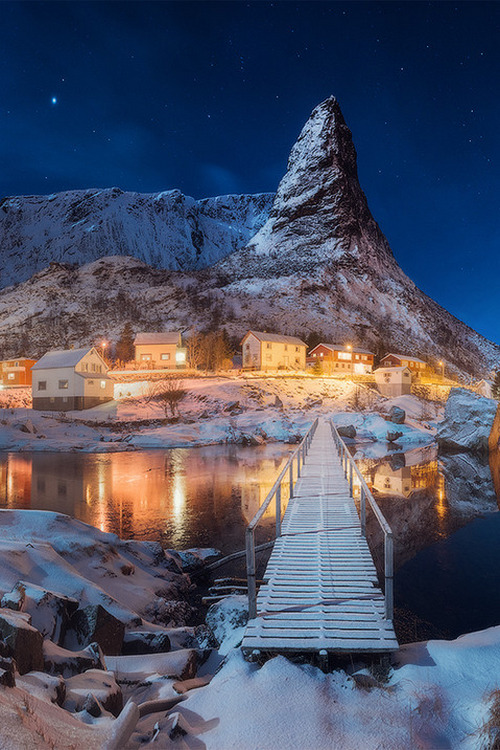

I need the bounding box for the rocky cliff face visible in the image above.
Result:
[0,188,273,287]
[0,96,498,375]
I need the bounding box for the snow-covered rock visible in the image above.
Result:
[436,388,499,453]
[16,671,66,706]
[0,608,44,674]
[1,581,78,644]
[65,604,125,655]
[64,669,122,716]
[205,595,248,655]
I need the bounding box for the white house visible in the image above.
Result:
[241,331,307,371]
[31,347,114,411]
[373,366,412,397]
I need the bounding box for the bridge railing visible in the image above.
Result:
[245,417,319,619]
[330,421,394,620]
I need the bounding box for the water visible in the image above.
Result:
[0,445,293,555]
[1,443,499,639]
[355,445,500,639]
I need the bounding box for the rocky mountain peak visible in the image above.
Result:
[218,97,397,280]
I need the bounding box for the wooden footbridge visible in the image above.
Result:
[241,418,398,656]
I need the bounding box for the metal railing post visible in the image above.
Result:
[275,485,281,537]
[360,487,366,535]
[349,462,353,495]
[297,451,301,478]
[384,532,394,620]
[246,528,257,619]
[289,462,294,498]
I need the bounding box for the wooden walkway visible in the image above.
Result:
[241,420,398,654]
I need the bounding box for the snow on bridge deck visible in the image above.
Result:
[241,420,398,654]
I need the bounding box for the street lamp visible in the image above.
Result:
[101,340,108,360]
[346,344,353,374]
[439,361,444,379]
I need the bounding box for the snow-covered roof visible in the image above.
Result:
[243,331,306,346]
[381,353,427,364]
[134,332,180,346]
[32,347,94,370]
[309,343,374,355]
[373,366,411,374]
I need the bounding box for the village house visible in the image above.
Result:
[307,343,374,374]
[134,332,186,369]
[241,331,307,371]
[379,353,427,377]
[373,366,412,397]
[31,347,114,411]
[1,358,36,387]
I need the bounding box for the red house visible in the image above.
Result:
[307,344,374,374]
[379,353,428,377]
[1,359,37,387]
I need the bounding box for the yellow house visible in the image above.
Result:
[241,331,307,371]
[133,332,186,369]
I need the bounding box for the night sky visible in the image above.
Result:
[1,2,499,342]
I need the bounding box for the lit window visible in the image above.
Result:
[176,351,186,363]
[7,373,15,380]
[58,380,68,390]
[141,354,152,361]
[38,381,47,391]
[338,352,351,360]
[320,352,323,357]
[100,380,106,389]
[161,353,170,360]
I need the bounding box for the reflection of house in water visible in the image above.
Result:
[240,455,291,525]
[0,455,33,507]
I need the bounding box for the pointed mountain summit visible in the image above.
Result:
[221,96,400,278]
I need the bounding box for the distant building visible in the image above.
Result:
[373,366,412,397]
[133,332,186,368]
[241,331,307,371]
[307,344,374,374]
[1,358,36,388]
[476,380,494,398]
[31,347,114,411]
[379,353,427,378]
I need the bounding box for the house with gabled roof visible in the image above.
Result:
[379,353,428,378]
[307,343,374,374]
[241,331,307,371]
[373,366,412,397]
[31,347,114,411]
[1,358,37,387]
[133,331,186,368]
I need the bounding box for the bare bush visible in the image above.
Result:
[147,379,187,417]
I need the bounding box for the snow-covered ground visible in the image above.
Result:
[0,510,499,749]
[0,377,442,453]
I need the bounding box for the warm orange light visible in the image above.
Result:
[101,341,107,349]
[346,344,352,350]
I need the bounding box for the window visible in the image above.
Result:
[141,354,152,361]
[58,380,68,390]
[15,361,19,367]
[355,354,360,360]
[284,345,288,351]
[245,344,250,351]
[295,358,300,364]
[266,354,272,361]
[295,347,299,352]
[7,373,14,380]
[100,380,106,389]
[320,352,323,357]
[338,352,351,360]
[313,353,316,357]
[266,343,271,349]
[38,381,47,391]
[161,353,170,360]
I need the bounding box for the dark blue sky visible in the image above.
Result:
[1,1,499,342]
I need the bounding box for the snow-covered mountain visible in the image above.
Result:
[0,96,498,376]
[0,188,273,287]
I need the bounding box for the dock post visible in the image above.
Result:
[246,528,257,619]
[275,485,281,537]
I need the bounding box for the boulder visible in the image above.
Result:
[437,388,500,454]
[274,395,283,409]
[64,669,123,717]
[386,431,403,444]
[122,630,171,655]
[206,595,248,653]
[1,582,78,645]
[0,608,44,675]
[43,640,106,678]
[337,424,356,439]
[17,671,66,705]
[0,657,15,687]
[65,604,125,655]
[388,406,405,425]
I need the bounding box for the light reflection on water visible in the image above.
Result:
[2,443,500,638]
[355,444,500,638]
[0,445,292,554]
